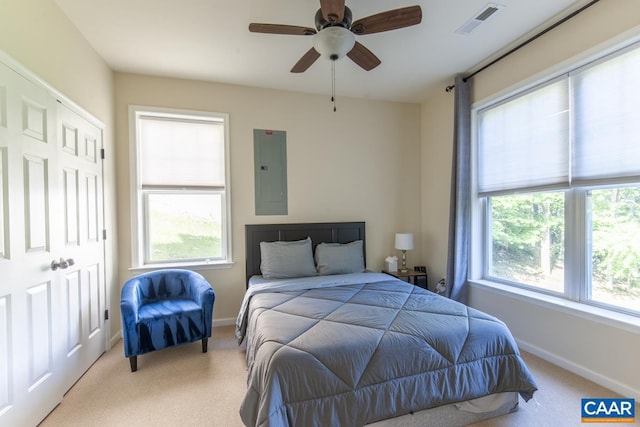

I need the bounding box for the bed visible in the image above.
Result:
[236,222,537,427]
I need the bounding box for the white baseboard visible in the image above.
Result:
[516,338,640,401]
[213,317,236,327]
[110,331,122,349]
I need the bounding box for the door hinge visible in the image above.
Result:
[100,148,105,159]
[103,229,107,240]
[104,309,109,320]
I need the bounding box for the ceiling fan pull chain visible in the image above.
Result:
[331,60,337,112]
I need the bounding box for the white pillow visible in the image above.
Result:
[260,237,317,279]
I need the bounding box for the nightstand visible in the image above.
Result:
[382,269,428,289]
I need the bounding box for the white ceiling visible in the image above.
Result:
[53,0,591,103]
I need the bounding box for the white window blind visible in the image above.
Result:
[139,116,225,187]
[572,45,640,184]
[478,41,640,196]
[477,78,570,196]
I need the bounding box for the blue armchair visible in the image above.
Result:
[120,269,215,372]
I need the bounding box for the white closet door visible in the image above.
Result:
[56,103,106,392]
[0,60,106,427]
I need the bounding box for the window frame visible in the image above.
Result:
[470,40,640,320]
[129,105,232,270]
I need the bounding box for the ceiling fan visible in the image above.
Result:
[248,0,422,73]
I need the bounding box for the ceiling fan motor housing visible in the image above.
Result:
[315,6,352,31]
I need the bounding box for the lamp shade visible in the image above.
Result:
[313,26,355,60]
[395,233,414,251]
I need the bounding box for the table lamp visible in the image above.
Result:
[395,233,414,273]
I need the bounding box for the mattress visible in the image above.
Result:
[236,272,537,427]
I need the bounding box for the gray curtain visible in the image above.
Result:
[445,75,472,303]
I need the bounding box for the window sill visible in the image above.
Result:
[129,260,234,273]
[468,279,640,335]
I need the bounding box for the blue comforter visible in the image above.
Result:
[236,273,537,427]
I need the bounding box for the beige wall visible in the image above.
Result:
[420,0,640,399]
[420,90,454,288]
[114,73,422,324]
[0,0,118,342]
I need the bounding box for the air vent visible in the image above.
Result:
[476,6,500,21]
[455,3,505,35]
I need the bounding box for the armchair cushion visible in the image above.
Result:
[120,269,215,360]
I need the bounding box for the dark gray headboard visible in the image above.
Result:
[245,222,366,286]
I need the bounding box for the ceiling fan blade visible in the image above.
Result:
[350,5,422,35]
[291,48,321,73]
[347,42,381,71]
[319,0,345,24]
[249,23,316,36]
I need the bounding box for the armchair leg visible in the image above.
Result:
[202,338,208,353]
[129,356,138,372]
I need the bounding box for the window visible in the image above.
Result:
[474,41,640,316]
[130,106,231,267]
[488,192,565,294]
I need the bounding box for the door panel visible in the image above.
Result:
[56,103,105,392]
[22,98,48,142]
[27,281,53,386]
[87,264,101,336]
[86,174,99,242]
[63,168,79,246]
[0,60,62,427]
[24,154,50,251]
[64,269,82,356]
[0,60,106,426]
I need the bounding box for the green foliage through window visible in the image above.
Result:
[489,187,640,312]
[590,187,640,311]
[490,192,564,293]
[147,193,223,263]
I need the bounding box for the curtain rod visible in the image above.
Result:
[445,0,601,92]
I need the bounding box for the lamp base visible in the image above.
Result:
[400,250,408,273]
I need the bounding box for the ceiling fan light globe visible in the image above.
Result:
[313,26,355,61]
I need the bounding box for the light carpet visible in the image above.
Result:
[39,325,638,427]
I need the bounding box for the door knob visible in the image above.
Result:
[51,257,75,271]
